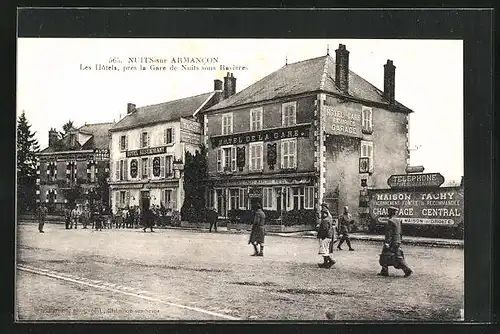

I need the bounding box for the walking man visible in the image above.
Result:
[317,203,336,268]
[248,201,266,256]
[64,206,71,229]
[36,203,48,233]
[142,207,154,232]
[337,206,355,251]
[378,206,413,277]
[207,207,218,232]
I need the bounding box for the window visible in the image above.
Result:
[164,128,175,144]
[141,157,150,179]
[250,107,263,131]
[88,165,97,183]
[215,189,226,217]
[249,142,263,171]
[362,106,373,133]
[361,140,374,173]
[263,188,274,210]
[120,135,128,151]
[222,113,233,135]
[304,186,315,209]
[282,101,297,127]
[161,189,177,209]
[141,132,150,148]
[292,187,305,210]
[281,139,297,169]
[229,189,242,211]
[119,191,126,206]
[115,160,128,181]
[222,147,236,172]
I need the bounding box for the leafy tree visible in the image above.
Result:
[181,145,207,221]
[95,164,110,210]
[59,120,74,138]
[63,185,82,209]
[17,111,40,213]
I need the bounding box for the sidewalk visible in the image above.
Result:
[18,219,463,249]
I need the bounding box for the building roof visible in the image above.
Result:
[39,122,114,153]
[110,92,214,132]
[207,55,413,113]
[78,122,115,150]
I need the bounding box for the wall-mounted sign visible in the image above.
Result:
[359,157,369,173]
[368,187,463,226]
[126,145,169,158]
[387,173,444,189]
[323,105,362,138]
[210,124,311,148]
[180,118,202,133]
[216,177,313,187]
[172,161,184,171]
[180,131,201,145]
[405,165,425,173]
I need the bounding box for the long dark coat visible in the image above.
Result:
[317,209,333,239]
[379,217,405,267]
[249,209,266,244]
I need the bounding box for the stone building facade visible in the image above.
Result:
[108,75,234,214]
[202,45,412,225]
[35,123,113,211]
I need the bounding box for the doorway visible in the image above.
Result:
[140,191,150,212]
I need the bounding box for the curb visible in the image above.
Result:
[18,220,463,248]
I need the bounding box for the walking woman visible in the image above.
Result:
[317,203,335,268]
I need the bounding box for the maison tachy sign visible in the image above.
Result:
[210,124,311,148]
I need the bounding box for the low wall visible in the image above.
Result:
[226,223,313,233]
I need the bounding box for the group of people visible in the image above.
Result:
[63,204,108,231]
[247,201,413,277]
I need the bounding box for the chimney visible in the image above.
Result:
[48,128,58,147]
[214,79,223,91]
[383,59,396,104]
[335,44,350,94]
[127,103,136,114]
[223,72,236,98]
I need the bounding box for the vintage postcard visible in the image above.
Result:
[16,38,464,321]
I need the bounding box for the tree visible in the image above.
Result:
[63,185,82,209]
[59,120,74,138]
[17,111,40,213]
[181,145,207,221]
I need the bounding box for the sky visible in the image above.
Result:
[17,38,463,183]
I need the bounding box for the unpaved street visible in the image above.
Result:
[16,223,464,321]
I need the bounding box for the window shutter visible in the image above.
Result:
[171,128,176,143]
[126,191,130,206]
[115,161,119,180]
[164,128,167,145]
[124,160,128,180]
[292,140,297,168]
[125,135,128,150]
[147,133,150,148]
[229,114,233,134]
[368,109,373,131]
[160,156,165,178]
[148,158,152,178]
[280,142,284,168]
[231,147,236,171]
[160,189,165,207]
[368,145,374,172]
[217,148,222,172]
[115,192,120,210]
[172,188,177,210]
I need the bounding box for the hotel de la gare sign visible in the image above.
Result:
[210,123,311,148]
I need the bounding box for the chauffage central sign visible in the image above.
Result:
[368,187,464,226]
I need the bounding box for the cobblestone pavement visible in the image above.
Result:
[15,223,464,321]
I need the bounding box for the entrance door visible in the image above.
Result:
[140,191,150,212]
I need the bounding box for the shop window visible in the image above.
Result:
[304,186,315,209]
[262,187,274,210]
[161,189,176,209]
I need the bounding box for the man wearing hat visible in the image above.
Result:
[378,206,413,277]
[337,206,355,251]
[316,203,336,268]
[248,200,266,256]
